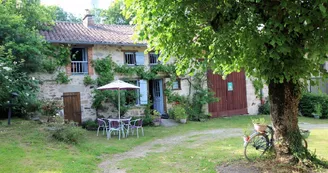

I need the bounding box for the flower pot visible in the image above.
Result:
[253,123,267,132]
[153,121,160,126]
[180,119,187,124]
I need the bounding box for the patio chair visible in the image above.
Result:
[121,117,132,138]
[107,120,124,140]
[130,119,144,138]
[97,118,108,136]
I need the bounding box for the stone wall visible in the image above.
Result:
[38,44,265,121]
[245,77,268,115]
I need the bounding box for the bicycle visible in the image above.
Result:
[243,125,310,161]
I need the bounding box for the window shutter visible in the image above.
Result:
[135,52,145,65]
[139,80,148,104]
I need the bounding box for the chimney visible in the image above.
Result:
[83,9,94,27]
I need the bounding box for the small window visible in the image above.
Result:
[125,80,141,105]
[124,52,136,65]
[172,79,181,90]
[149,52,160,65]
[71,48,88,75]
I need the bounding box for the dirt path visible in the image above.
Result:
[98,128,243,173]
[98,123,328,173]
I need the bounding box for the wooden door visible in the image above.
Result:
[152,79,164,115]
[63,92,82,125]
[207,71,247,117]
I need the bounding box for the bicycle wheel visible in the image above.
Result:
[302,138,308,149]
[244,133,269,161]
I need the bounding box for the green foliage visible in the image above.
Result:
[166,74,218,121]
[299,93,328,118]
[0,1,70,117]
[0,0,56,73]
[171,105,188,120]
[101,0,131,25]
[93,56,115,86]
[0,47,41,117]
[126,0,328,84]
[314,103,323,117]
[51,123,85,144]
[47,6,82,23]
[251,117,267,125]
[55,72,71,84]
[258,101,270,115]
[83,75,95,86]
[81,119,98,130]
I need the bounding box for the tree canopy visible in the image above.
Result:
[0,0,69,117]
[125,0,328,82]
[47,6,82,23]
[125,0,328,164]
[102,0,131,25]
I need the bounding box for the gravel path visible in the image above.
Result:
[98,128,243,173]
[98,123,328,173]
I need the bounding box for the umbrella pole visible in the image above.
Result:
[118,88,120,120]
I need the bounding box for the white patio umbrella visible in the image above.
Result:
[97,80,140,119]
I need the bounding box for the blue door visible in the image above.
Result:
[152,79,164,115]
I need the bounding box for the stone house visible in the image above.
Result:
[39,12,266,124]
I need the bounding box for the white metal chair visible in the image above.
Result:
[107,120,124,140]
[130,119,144,138]
[96,118,108,136]
[122,117,132,138]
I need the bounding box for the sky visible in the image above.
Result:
[41,0,113,17]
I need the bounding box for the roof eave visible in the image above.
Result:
[46,40,147,47]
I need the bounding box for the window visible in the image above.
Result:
[71,48,88,75]
[125,80,140,105]
[124,52,136,65]
[124,80,148,105]
[149,52,160,65]
[172,79,181,90]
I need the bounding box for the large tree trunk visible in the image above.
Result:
[269,80,305,163]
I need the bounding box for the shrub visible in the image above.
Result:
[299,93,328,118]
[83,75,95,86]
[258,101,270,115]
[172,105,188,120]
[51,123,85,144]
[55,72,71,84]
[81,119,98,130]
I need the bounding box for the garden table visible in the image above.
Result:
[107,118,131,139]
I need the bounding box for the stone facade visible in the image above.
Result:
[37,44,264,122]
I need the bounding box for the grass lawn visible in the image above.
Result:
[0,115,327,173]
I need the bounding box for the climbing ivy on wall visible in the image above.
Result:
[92,55,218,120]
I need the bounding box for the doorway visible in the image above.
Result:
[149,79,165,115]
[63,92,82,125]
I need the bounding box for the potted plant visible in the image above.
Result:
[252,117,267,132]
[313,103,322,119]
[173,105,188,124]
[152,110,161,126]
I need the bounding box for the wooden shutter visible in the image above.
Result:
[139,80,148,104]
[135,52,145,65]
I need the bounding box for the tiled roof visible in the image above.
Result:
[40,22,146,46]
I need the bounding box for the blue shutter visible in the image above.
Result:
[135,52,145,65]
[139,80,148,104]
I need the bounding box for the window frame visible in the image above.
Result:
[172,79,181,90]
[70,47,88,75]
[124,52,136,66]
[149,52,160,65]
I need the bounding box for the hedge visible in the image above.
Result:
[299,93,328,118]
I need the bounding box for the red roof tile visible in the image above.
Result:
[40,22,146,46]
